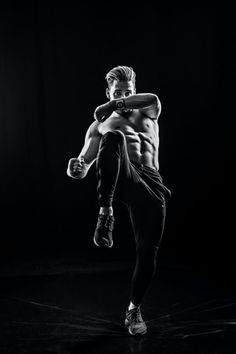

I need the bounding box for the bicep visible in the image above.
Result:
[78,121,102,164]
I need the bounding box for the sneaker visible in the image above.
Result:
[93,214,115,248]
[125,307,147,335]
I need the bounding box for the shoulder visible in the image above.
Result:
[87,120,102,137]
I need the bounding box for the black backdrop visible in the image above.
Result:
[0,3,234,267]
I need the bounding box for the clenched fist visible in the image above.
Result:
[67,157,89,179]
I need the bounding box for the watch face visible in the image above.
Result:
[117,101,124,109]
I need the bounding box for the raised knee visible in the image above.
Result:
[113,129,125,139]
[102,130,126,143]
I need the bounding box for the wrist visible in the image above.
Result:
[78,156,90,166]
[114,98,126,111]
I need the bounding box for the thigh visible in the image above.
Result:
[128,191,166,249]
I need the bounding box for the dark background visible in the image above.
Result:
[0,3,234,269]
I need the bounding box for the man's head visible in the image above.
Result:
[105,65,136,102]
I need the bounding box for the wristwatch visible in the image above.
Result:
[116,99,126,110]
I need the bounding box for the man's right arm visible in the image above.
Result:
[67,121,101,179]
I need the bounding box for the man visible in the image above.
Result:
[67,65,171,335]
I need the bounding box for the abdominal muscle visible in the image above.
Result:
[126,132,159,170]
[98,114,160,170]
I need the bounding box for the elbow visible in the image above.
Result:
[145,94,159,107]
[150,94,161,118]
[150,94,159,105]
[152,94,161,112]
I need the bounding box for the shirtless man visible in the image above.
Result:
[67,66,171,335]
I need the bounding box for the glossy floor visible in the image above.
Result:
[0,257,236,354]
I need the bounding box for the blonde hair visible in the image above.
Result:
[105,65,136,87]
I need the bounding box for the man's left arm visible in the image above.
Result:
[123,93,161,120]
[94,93,161,122]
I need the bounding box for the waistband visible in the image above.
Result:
[130,160,158,172]
[131,160,171,200]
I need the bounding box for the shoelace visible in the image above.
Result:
[128,308,142,323]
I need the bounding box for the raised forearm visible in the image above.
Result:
[118,93,158,110]
[94,94,159,122]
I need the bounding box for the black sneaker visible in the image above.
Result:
[93,214,115,248]
[125,307,147,335]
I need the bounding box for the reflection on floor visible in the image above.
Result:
[0,258,235,354]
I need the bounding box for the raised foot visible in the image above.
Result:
[93,214,115,248]
[125,307,147,335]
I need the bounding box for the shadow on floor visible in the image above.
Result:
[0,258,236,353]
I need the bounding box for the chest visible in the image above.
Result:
[98,110,158,136]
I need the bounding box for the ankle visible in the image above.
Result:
[99,206,113,216]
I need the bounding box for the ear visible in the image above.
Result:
[106,88,110,99]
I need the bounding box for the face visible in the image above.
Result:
[106,80,136,112]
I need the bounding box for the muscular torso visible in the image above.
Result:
[98,109,160,170]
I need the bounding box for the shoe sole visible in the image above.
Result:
[127,326,147,335]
